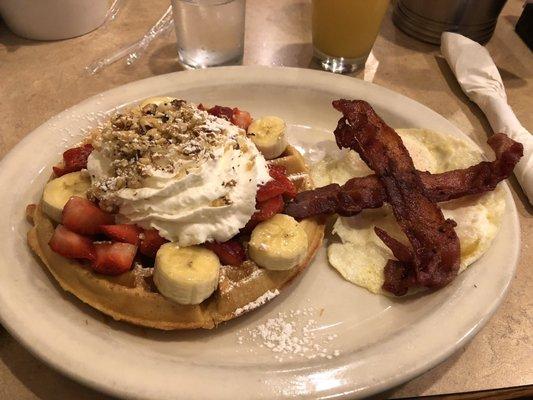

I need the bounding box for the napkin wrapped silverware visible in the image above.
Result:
[441,32,533,204]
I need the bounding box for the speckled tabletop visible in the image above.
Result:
[0,0,531,399]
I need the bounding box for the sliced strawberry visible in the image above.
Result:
[62,196,115,235]
[207,105,233,121]
[256,165,297,201]
[53,164,80,177]
[205,240,246,266]
[53,144,93,177]
[100,224,142,245]
[273,172,297,198]
[268,164,290,179]
[63,144,93,168]
[269,164,297,198]
[92,242,137,276]
[256,180,287,202]
[49,225,96,260]
[139,229,168,258]
[251,195,284,222]
[231,108,253,130]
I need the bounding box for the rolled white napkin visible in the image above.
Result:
[441,32,533,204]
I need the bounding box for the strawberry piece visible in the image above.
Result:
[63,144,93,168]
[251,195,284,222]
[207,105,233,121]
[62,196,115,235]
[92,242,137,276]
[256,165,297,201]
[101,224,142,245]
[53,164,80,177]
[204,240,246,266]
[256,180,287,202]
[49,225,96,261]
[53,144,93,177]
[272,171,297,198]
[267,164,287,179]
[269,164,297,198]
[139,229,168,258]
[231,108,253,130]
[206,105,253,130]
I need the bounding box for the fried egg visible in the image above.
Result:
[311,129,506,295]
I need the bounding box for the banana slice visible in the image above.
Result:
[140,97,177,108]
[41,171,91,223]
[153,244,221,305]
[249,214,308,271]
[247,116,288,160]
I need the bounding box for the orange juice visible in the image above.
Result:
[312,0,390,59]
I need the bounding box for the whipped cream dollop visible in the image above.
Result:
[87,100,270,246]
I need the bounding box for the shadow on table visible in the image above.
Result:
[0,325,118,400]
[272,42,315,68]
[147,42,183,76]
[369,349,466,399]
[378,9,437,54]
[0,20,50,53]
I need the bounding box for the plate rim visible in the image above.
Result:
[0,66,521,400]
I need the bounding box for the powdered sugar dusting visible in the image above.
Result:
[234,289,280,316]
[219,267,263,293]
[237,304,341,362]
[57,106,123,149]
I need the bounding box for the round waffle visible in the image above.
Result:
[27,145,325,330]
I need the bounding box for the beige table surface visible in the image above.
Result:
[0,0,532,398]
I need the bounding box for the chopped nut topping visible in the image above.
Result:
[211,196,232,207]
[88,100,243,209]
[223,179,237,187]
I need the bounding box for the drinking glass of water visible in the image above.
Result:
[171,0,245,69]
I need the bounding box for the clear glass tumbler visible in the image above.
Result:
[171,0,245,69]
[312,0,390,73]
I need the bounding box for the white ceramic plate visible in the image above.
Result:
[0,67,520,399]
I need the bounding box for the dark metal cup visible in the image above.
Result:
[393,0,508,44]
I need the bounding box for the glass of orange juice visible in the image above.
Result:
[312,0,390,73]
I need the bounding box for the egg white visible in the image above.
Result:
[312,129,506,295]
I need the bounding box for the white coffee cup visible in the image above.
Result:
[0,0,110,40]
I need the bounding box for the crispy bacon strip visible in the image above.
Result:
[374,227,413,263]
[332,99,461,294]
[374,228,415,296]
[285,133,522,219]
